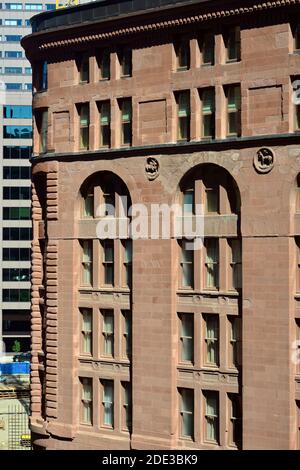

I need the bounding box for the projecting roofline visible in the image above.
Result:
[22,0,300,59]
[30,0,216,33]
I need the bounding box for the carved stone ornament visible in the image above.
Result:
[145,157,159,180]
[254,148,275,174]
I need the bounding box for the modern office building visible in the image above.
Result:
[0,2,79,355]
[22,0,300,450]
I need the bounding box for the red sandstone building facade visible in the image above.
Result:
[22,0,300,450]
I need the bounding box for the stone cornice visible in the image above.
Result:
[23,0,300,53]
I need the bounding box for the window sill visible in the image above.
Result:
[225,59,241,64]
[120,75,132,79]
[201,63,214,68]
[179,436,194,442]
[178,361,194,368]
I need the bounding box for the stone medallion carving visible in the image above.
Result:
[254,148,274,174]
[145,157,159,180]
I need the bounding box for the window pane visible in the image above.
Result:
[99,50,110,79]
[81,309,92,355]
[205,239,219,288]
[181,241,193,288]
[183,190,194,213]
[102,310,114,356]
[84,191,94,217]
[205,391,219,442]
[102,380,114,427]
[205,315,219,365]
[79,57,89,82]
[81,378,92,425]
[180,388,193,438]
[180,314,193,362]
[205,187,219,213]
[176,41,190,70]
[201,33,214,64]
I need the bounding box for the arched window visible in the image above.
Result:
[80,172,132,289]
[179,164,241,291]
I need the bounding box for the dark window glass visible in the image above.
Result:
[3,125,32,139]
[3,268,31,281]
[4,105,32,119]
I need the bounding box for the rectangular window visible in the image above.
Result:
[228,394,242,447]
[78,103,89,150]
[98,101,110,147]
[25,3,43,10]
[80,378,93,425]
[119,99,132,146]
[102,240,114,285]
[200,32,214,65]
[3,248,30,261]
[179,388,194,439]
[3,227,31,240]
[36,61,47,91]
[36,109,48,153]
[81,308,92,355]
[25,67,32,75]
[122,382,132,431]
[3,289,30,302]
[5,51,22,58]
[123,240,132,288]
[101,380,114,428]
[5,3,23,10]
[122,310,131,359]
[205,239,219,289]
[3,186,31,200]
[205,185,219,213]
[3,166,30,179]
[119,48,132,77]
[201,88,215,139]
[5,83,22,91]
[5,35,22,42]
[226,85,241,136]
[78,55,89,83]
[81,240,92,286]
[175,40,190,71]
[180,240,194,288]
[183,189,194,214]
[98,50,110,80]
[294,76,300,130]
[179,313,194,363]
[296,319,300,374]
[4,19,22,26]
[4,105,32,119]
[225,26,241,62]
[204,314,219,366]
[5,67,22,74]
[230,239,242,289]
[3,125,32,138]
[3,207,31,220]
[4,146,31,159]
[294,24,300,51]
[204,391,219,443]
[176,91,190,141]
[83,189,94,217]
[3,268,30,282]
[229,316,241,368]
[102,184,115,216]
[101,309,114,357]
